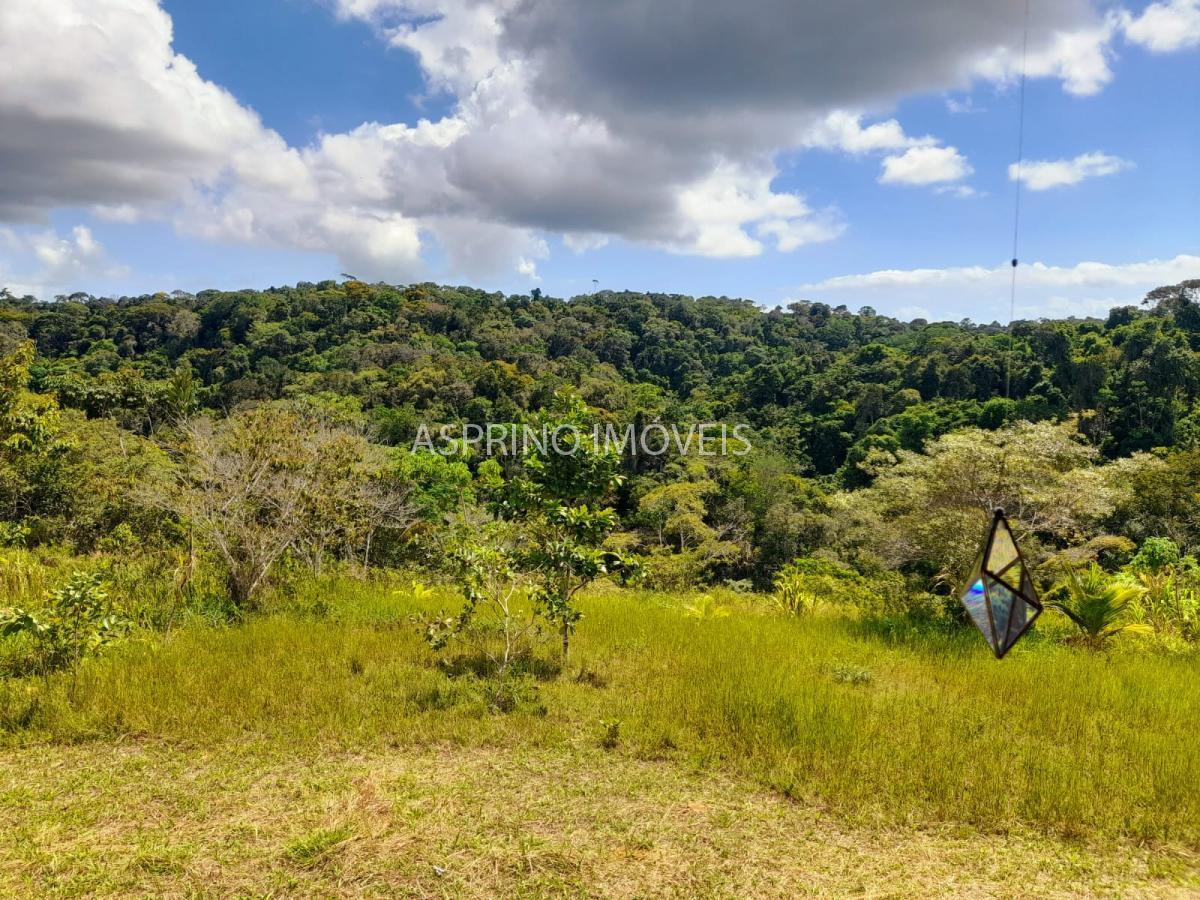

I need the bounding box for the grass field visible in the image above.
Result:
[2,579,1199,896]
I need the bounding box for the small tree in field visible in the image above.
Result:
[425,523,543,675]
[162,406,416,607]
[491,395,625,658]
[0,572,126,675]
[168,409,308,607]
[524,502,621,658]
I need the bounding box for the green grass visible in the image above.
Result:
[285,826,355,868]
[2,577,1199,895]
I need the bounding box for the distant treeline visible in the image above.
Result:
[3,279,1198,471]
[2,279,1199,593]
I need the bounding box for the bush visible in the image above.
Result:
[773,570,817,616]
[1129,537,1185,574]
[772,557,907,615]
[639,547,709,591]
[1047,565,1152,650]
[1120,539,1200,642]
[0,572,128,674]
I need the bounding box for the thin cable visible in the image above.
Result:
[1006,0,1030,400]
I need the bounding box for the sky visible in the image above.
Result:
[0,0,1197,322]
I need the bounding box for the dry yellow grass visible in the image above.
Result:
[2,741,1197,898]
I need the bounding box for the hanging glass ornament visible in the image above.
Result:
[960,508,1042,658]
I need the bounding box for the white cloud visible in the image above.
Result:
[512,236,549,281]
[880,145,973,185]
[801,111,977,194]
[1123,0,1200,52]
[801,255,1200,291]
[1,0,1198,292]
[0,0,300,220]
[562,233,610,253]
[936,184,983,198]
[972,16,1120,96]
[757,215,846,253]
[669,162,842,256]
[794,254,1200,321]
[973,3,1200,95]
[944,96,984,114]
[800,111,929,154]
[1010,152,1133,190]
[0,225,127,297]
[895,305,932,320]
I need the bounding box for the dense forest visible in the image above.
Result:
[2,278,1200,638]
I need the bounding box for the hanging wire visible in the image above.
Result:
[1006,0,1031,400]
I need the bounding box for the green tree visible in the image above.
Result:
[503,394,624,658]
[834,420,1129,584]
[0,341,73,531]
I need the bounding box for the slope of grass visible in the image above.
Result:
[2,577,1199,895]
[2,742,1195,898]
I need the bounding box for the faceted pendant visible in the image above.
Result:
[959,509,1042,658]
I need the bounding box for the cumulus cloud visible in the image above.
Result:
[1123,0,1200,52]
[0,225,128,297]
[800,111,937,155]
[0,0,450,282]
[515,254,542,280]
[880,146,974,185]
[498,0,1101,126]
[1,0,1197,286]
[800,111,977,191]
[666,162,844,256]
[794,254,1200,321]
[972,1,1200,93]
[1010,152,1133,190]
[0,0,312,221]
[562,233,610,254]
[972,16,1120,95]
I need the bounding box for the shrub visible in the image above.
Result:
[682,593,731,620]
[0,522,28,548]
[599,718,621,750]
[1120,539,1200,641]
[1047,564,1152,650]
[772,557,905,615]
[1129,537,1184,574]
[773,570,817,616]
[0,572,127,674]
[1126,571,1200,641]
[424,532,542,676]
[639,547,708,591]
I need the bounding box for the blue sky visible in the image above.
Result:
[0,0,1197,320]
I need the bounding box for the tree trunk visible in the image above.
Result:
[561,620,570,659]
[227,570,246,608]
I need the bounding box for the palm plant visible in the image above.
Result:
[682,593,731,620]
[1048,564,1151,650]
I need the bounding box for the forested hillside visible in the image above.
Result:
[2,279,1200,596]
[5,280,1199,462]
